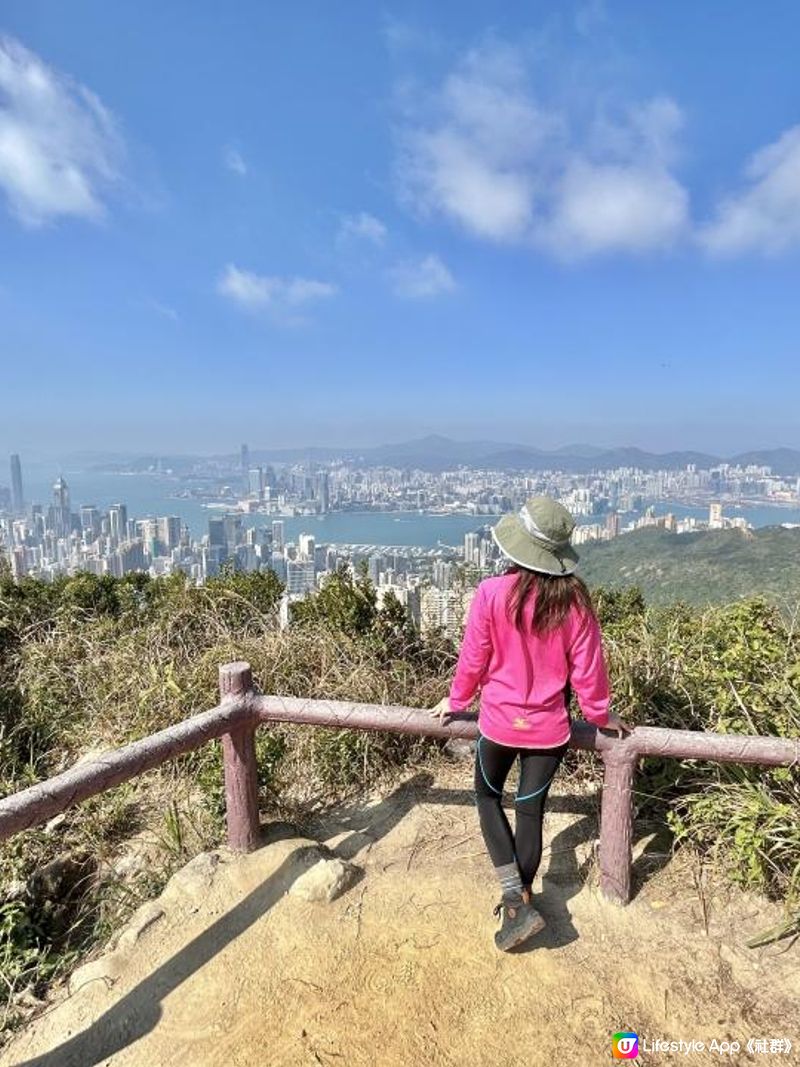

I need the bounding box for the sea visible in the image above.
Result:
[16,467,800,547]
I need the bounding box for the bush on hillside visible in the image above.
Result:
[0,565,798,1041]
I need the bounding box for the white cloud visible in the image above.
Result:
[0,34,122,225]
[699,125,800,256]
[395,43,689,258]
[217,264,338,313]
[397,44,556,243]
[223,145,247,176]
[545,161,688,255]
[540,96,689,256]
[339,211,387,244]
[390,254,456,298]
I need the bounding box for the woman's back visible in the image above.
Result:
[448,572,610,748]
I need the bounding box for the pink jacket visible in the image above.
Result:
[448,573,611,748]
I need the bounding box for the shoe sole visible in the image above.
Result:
[496,911,546,951]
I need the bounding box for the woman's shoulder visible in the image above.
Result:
[566,595,600,634]
[475,573,514,602]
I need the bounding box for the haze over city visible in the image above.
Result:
[2,2,800,456]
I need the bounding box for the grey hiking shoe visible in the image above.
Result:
[493,891,546,951]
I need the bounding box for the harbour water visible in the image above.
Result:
[17,468,800,546]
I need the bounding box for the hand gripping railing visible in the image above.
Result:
[1,661,798,905]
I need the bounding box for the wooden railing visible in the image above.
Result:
[1,661,798,905]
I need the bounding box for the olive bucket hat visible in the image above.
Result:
[491,496,580,576]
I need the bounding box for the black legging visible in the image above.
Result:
[474,733,569,888]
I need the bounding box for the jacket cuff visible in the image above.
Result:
[448,695,472,712]
[588,708,610,728]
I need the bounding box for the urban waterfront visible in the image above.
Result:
[14,468,800,546]
[5,450,800,640]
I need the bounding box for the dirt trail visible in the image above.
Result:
[3,764,798,1067]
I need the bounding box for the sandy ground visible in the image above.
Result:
[2,762,798,1067]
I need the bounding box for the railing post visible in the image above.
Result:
[598,746,637,905]
[219,661,260,853]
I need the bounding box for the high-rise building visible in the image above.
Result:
[157,516,182,551]
[432,560,452,590]
[208,517,226,548]
[368,553,383,586]
[80,506,101,540]
[118,539,146,574]
[709,502,723,528]
[421,586,473,639]
[108,504,128,545]
[53,476,69,511]
[605,512,620,538]
[139,518,160,557]
[223,514,243,551]
[248,467,265,499]
[51,476,71,538]
[315,471,330,513]
[286,559,315,595]
[272,520,285,551]
[298,533,315,561]
[10,455,24,515]
[464,532,480,565]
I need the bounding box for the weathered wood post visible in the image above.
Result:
[598,745,638,905]
[219,661,260,852]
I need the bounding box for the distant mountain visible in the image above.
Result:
[353,434,529,467]
[325,437,800,474]
[88,437,800,476]
[551,443,608,458]
[729,449,800,476]
[578,525,800,607]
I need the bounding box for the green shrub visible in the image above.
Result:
[0,570,798,1044]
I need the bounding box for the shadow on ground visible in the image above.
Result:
[14,772,673,1067]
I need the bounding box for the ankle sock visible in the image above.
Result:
[495,861,523,901]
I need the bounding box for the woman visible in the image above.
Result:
[431,496,630,951]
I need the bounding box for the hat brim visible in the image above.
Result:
[491,514,579,576]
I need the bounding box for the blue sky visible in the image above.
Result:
[1,1,799,459]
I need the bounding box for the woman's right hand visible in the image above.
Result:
[429,697,453,724]
[604,710,632,737]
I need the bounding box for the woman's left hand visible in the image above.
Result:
[430,696,452,724]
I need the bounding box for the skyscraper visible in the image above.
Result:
[53,476,70,511]
[208,518,226,548]
[464,532,479,565]
[157,516,182,551]
[10,454,24,515]
[298,533,315,561]
[248,467,265,499]
[315,471,330,513]
[108,504,128,545]
[80,506,101,540]
[605,512,621,538]
[51,476,71,538]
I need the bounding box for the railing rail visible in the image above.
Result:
[1,660,798,905]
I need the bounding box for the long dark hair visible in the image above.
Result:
[505,564,596,635]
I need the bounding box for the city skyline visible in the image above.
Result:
[3,450,785,603]
[1,4,800,454]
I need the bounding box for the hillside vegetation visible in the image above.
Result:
[1,564,799,1042]
[579,524,800,606]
